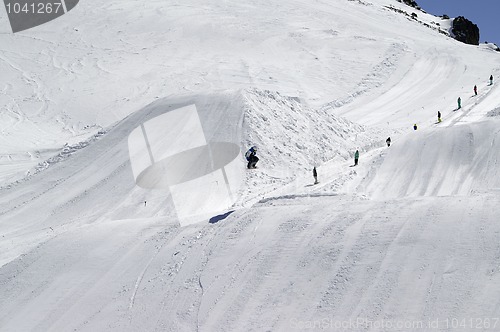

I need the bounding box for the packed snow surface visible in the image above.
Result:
[1,0,500,331]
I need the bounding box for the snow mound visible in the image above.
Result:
[361,121,500,198]
[243,89,368,169]
[0,88,389,239]
[238,89,391,205]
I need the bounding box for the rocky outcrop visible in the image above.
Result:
[452,16,480,45]
[396,0,420,9]
[402,0,419,8]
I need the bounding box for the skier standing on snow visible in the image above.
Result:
[457,97,461,110]
[354,150,359,166]
[245,146,259,169]
[386,137,391,147]
[437,111,442,123]
[313,167,318,184]
[413,123,418,130]
[490,75,494,85]
[474,85,477,96]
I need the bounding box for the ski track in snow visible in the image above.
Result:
[1,0,500,330]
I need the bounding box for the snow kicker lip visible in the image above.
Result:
[4,0,79,33]
[128,103,242,226]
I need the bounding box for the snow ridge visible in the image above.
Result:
[1,129,107,190]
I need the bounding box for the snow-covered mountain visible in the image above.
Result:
[1,0,500,330]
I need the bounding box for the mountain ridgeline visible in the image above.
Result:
[398,0,481,46]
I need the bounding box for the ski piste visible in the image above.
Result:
[1,0,500,329]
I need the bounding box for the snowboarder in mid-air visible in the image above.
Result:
[490,75,494,85]
[245,146,259,169]
[474,85,477,96]
[457,97,461,110]
[386,137,391,147]
[313,167,318,184]
[438,111,442,123]
[354,150,359,166]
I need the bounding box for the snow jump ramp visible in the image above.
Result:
[128,101,243,226]
[362,120,500,199]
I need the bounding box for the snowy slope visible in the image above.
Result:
[1,0,500,330]
[0,88,378,263]
[359,120,500,198]
[2,194,500,331]
[2,0,498,182]
[0,0,402,181]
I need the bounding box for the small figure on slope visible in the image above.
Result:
[457,97,462,110]
[474,85,477,96]
[354,149,359,166]
[437,111,442,123]
[386,137,391,147]
[245,146,259,169]
[490,75,494,86]
[313,167,318,184]
[413,123,418,131]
